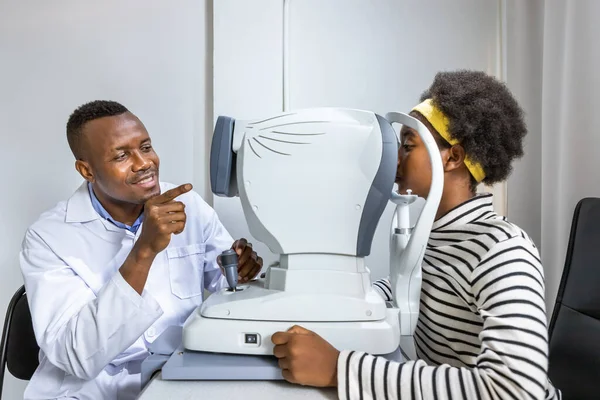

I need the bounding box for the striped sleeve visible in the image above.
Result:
[338,236,553,400]
[372,278,393,301]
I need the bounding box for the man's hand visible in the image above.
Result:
[272,325,340,387]
[135,183,192,256]
[219,238,263,283]
[122,183,192,294]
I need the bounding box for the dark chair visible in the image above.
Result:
[548,198,600,399]
[0,286,39,398]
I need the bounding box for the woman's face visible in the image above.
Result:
[395,112,449,198]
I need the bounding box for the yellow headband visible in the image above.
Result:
[411,99,486,183]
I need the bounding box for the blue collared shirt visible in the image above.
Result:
[88,183,144,233]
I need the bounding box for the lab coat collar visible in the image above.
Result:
[66,182,101,224]
[65,182,130,234]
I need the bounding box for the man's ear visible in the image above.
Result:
[75,160,94,183]
[441,144,467,173]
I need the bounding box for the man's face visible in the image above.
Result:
[80,112,160,205]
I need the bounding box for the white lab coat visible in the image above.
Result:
[20,182,233,399]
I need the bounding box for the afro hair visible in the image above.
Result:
[419,70,527,187]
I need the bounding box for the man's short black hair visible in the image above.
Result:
[66,100,129,159]
[420,70,527,188]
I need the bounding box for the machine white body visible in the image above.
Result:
[183,108,443,355]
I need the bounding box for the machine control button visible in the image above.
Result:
[245,333,259,344]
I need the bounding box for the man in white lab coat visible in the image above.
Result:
[19,100,262,399]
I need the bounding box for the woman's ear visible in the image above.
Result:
[441,144,467,173]
[75,160,95,183]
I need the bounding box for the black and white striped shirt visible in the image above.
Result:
[339,194,561,400]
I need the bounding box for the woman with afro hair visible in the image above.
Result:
[271,70,561,400]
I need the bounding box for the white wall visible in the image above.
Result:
[214,0,502,280]
[540,0,600,312]
[503,0,600,315]
[0,1,211,397]
[505,0,545,249]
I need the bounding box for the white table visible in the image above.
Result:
[138,374,338,400]
[138,337,415,400]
